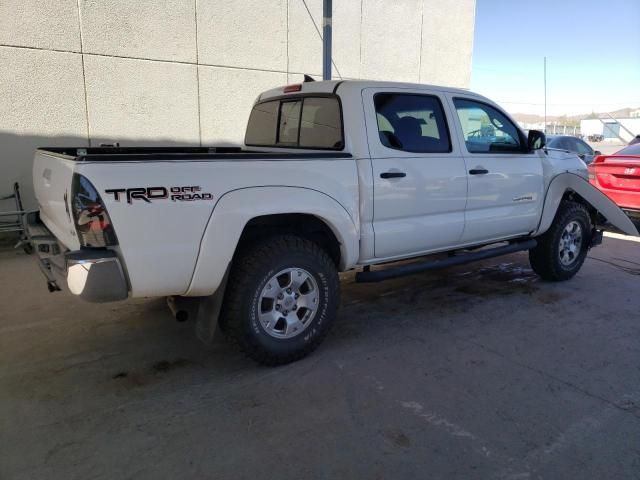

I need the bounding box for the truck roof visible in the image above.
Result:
[258,79,479,102]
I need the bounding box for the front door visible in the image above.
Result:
[364,88,468,259]
[448,96,544,244]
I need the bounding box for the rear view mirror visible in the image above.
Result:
[527,130,546,150]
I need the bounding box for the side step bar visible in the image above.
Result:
[355,239,537,283]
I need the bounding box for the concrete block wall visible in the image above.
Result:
[0,0,475,209]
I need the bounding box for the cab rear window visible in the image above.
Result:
[245,96,344,150]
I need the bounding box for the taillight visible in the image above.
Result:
[588,156,605,182]
[283,84,302,93]
[71,174,118,247]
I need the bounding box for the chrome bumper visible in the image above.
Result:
[25,212,128,303]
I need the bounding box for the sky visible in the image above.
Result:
[471,0,640,116]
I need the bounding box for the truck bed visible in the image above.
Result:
[32,145,360,297]
[37,147,352,162]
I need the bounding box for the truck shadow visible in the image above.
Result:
[97,252,548,391]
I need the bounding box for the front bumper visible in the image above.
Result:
[25,212,128,303]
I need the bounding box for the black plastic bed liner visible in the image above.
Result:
[37,146,352,162]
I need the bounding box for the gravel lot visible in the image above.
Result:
[1,234,639,479]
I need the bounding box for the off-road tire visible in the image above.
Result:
[220,235,340,366]
[529,201,592,281]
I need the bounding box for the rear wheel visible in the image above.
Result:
[529,201,592,281]
[220,235,339,366]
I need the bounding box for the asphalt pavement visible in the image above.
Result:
[1,234,639,479]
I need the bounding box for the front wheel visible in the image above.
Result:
[529,201,592,281]
[220,235,340,366]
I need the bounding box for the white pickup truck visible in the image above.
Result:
[27,79,638,365]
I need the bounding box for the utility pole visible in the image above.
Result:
[543,56,547,134]
[323,0,332,80]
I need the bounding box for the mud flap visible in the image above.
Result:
[194,265,230,346]
[538,173,640,237]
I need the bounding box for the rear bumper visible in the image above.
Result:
[622,208,640,230]
[622,207,640,218]
[590,182,640,213]
[25,212,128,302]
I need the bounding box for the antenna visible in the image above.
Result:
[543,57,547,134]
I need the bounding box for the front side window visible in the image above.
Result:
[245,96,343,150]
[374,94,451,153]
[454,99,523,154]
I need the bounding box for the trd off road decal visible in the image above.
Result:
[105,186,213,204]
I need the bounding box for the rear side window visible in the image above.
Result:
[374,93,451,153]
[245,96,343,150]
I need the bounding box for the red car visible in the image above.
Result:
[588,143,640,228]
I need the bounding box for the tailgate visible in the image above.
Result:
[32,149,81,250]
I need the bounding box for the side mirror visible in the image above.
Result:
[594,150,602,156]
[527,130,546,150]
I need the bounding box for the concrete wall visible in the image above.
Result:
[1,0,476,210]
[580,118,640,143]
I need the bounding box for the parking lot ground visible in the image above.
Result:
[1,235,639,479]
[587,141,627,155]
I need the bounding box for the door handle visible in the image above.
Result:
[469,168,489,175]
[380,171,406,179]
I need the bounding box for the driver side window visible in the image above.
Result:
[454,99,523,154]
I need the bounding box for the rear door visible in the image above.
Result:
[447,96,544,244]
[363,87,467,259]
